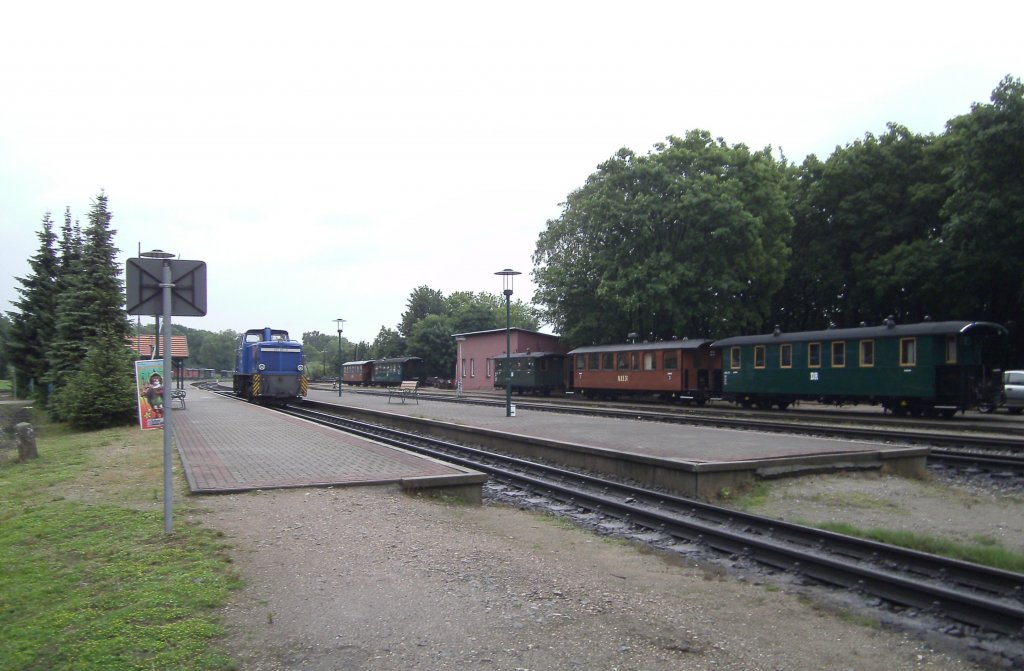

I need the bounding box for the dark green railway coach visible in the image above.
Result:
[494,352,568,396]
[370,356,425,387]
[713,319,1006,416]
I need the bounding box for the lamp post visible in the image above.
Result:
[495,268,520,417]
[335,318,345,396]
[140,248,175,533]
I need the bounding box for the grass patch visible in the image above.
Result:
[0,414,239,671]
[816,521,1024,573]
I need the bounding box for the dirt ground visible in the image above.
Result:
[195,471,1024,670]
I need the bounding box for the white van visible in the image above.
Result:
[1002,370,1024,414]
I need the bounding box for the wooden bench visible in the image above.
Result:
[171,389,187,409]
[387,380,419,405]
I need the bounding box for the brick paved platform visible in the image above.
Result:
[171,389,486,500]
[310,387,928,499]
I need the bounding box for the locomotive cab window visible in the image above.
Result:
[860,340,874,367]
[754,345,766,369]
[730,346,741,369]
[780,344,792,368]
[808,342,822,368]
[900,337,917,367]
[832,342,845,368]
[945,335,957,364]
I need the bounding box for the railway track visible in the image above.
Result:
[270,400,1024,641]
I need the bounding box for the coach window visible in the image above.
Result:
[860,340,874,367]
[631,352,640,370]
[730,346,741,369]
[780,344,792,368]
[754,345,766,369]
[617,352,629,370]
[945,335,957,364]
[808,342,822,368]
[643,352,655,370]
[900,337,917,367]
[589,353,600,370]
[832,342,845,368]
[600,352,611,370]
[664,350,678,369]
[575,354,586,371]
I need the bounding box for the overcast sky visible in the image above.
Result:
[2,1,1021,345]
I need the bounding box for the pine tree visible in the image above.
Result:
[6,213,59,399]
[49,192,132,419]
[51,327,138,429]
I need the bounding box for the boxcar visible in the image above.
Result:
[342,360,374,386]
[712,319,1006,416]
[493,352,568,395]
[371,356,425,387]
[232,327,307,404]
[567,339,721,403]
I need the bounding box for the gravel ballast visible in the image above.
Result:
[197,471,1021,670]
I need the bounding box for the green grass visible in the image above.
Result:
[815,521,1024,574]
[730,482,1024,574]
[0,411,240,671]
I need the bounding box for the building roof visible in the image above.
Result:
[129,334,190,359]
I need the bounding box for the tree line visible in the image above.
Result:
[533,76,1024,365]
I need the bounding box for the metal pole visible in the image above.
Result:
[505,290,512,417]
[335,318,345,397]
[160,260,174,533]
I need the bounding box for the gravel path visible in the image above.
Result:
[194,472,1022,670]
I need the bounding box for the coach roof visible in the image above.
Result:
[568,339,713,355]
[712,320,1007,348]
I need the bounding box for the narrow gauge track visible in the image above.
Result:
[271,400,1024,638]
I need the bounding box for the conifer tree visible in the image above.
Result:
[50,327,138,429]
[49,192,132,420]
[6,213,59,399]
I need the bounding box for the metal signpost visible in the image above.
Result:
[126,253,207,533]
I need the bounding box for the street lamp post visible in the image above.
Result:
[495,269,521,417]
[335,318,345,397]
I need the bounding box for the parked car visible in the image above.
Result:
[1002,370,1024,414]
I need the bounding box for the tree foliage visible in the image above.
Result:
[6,213,59,398]
[534,131,794,346]
[49,328,138,430]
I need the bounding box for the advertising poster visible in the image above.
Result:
[135,359,166,430]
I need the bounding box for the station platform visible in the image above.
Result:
[308,387,929,499]
[170,390,487,500]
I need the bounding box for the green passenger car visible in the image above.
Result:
[712,319,1006,416]
[371,356,425,387]
[494,352,567,396]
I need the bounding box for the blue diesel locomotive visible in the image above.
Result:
[233,327,307,404]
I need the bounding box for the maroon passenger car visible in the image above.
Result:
[567,339,722,403]
[342,360,374,386]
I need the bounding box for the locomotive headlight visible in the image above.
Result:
[258,363,266,371]
[297,364,304,371]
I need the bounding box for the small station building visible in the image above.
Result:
[128,334,190,389]
[451,328,567,392]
